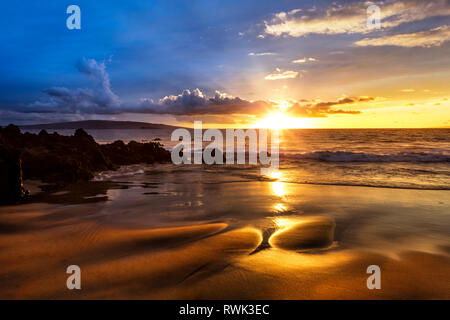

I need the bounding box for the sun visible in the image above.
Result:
[252,100,313,129]
[253,112,312,129]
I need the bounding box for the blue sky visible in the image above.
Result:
[0,0,449,127]
[1,0,307,101]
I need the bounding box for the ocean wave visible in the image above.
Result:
[93,165,145,181]
[281,151,450,163]
[284,180,450,190]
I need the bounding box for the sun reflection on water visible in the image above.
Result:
[269,171,283,180]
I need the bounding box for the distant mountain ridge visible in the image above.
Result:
[20,120,179,130]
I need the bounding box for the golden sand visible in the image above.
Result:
[0,200,448,299]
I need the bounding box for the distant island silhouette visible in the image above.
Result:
[20,120,179,130]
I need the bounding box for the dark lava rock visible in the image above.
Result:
[0,124,171,204]
[0,145,29,204]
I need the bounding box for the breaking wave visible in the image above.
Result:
[282,151,450,163]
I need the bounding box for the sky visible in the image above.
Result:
[0,0,449,128]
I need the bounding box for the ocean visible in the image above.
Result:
[23,128,450,190]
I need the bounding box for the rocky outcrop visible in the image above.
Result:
[100,140,171,165]
[0,145,29,204]
[0,124,171,204]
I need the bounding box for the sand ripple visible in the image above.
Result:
[269,217,335,251]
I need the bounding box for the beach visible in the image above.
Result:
[2,0,450,304]
[0,163,449,299]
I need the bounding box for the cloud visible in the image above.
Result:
[354,25,450,47]
[264,0,450,37]
[357,96,375,102]
[137,89,273,115]
[292,57,317,63]
[137,92,370,118]
[401,88,416,92]
[287,96,373,117]
[21,58,272,117]
[76,58,110,88]
[24,84,273,116]
[264,70,299,80]
[25,58,121,114]
[75,57,120,107]
[248,52,275,56]
[18,80,369,118]
[14,58,366,120]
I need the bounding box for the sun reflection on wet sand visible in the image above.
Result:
[269,171,286,198]
[269,171,291,214]
[271,181,285,197]
[273,203,287,212]
[273,217,299,229]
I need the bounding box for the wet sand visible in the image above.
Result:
[0,172,449,299]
